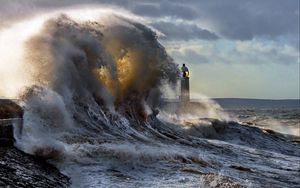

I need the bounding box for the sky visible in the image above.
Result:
[0,0,299,99]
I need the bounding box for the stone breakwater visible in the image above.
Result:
[0,119,15,146]
[0,99,23,146]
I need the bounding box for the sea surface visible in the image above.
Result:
[226,107,300,136]
[46,105,299,188]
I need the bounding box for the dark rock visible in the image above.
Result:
[0,147,70,187]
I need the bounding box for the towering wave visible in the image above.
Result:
[24,14,179,117]
[7,12,231,165]
[11,14,181,156]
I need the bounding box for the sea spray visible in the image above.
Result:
[2,10,231,161]
[2,12,179,158]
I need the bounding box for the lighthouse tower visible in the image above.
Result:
[180,64,190,103]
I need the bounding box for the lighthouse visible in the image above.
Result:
[180,64,190,103]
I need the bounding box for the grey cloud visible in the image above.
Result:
[0,0,298,42]
[0,0,131,28]
[131,0,299,41]
[169,0,299,40]
[0,0,199,26]
[151,22,219,41]
[134,0,299,41]
[170,49,210,64]
[131,1,198,20]
[170,40,298,66]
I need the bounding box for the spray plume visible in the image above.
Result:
[1,9,179,118]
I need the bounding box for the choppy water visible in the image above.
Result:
[47,106,299,188]
[227,108,300,136]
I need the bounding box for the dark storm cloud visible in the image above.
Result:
[134,0,299,41]
[151,22,219,41]
[0,0,298,41]
[198,0,299,40]
[161,0,299,40]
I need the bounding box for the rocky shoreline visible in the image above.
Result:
[0,99,70,187]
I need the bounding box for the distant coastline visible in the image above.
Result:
[211,98,299,108]
[162,98,300,108]
[1,98,300,109]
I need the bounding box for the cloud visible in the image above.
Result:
[131,1,198,20]
[133,0,299,41]
[168,48,210,64]
[167,39,299,66]
[0,0,298,42]
[0,0,132,28]
[169,0,299,40]
[151,21,219,41]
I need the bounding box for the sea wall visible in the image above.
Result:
[0,119,14,146]
[0,99,23,147]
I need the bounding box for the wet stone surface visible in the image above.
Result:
[0,147,70,187]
